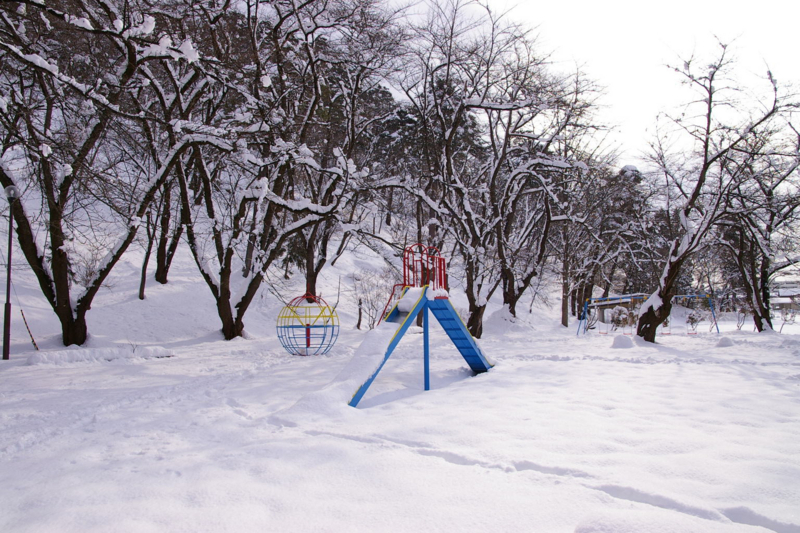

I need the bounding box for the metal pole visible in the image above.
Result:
[3,206,12,360]
[423,303,430,391]
[708,294,720,334]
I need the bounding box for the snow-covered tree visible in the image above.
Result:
[636,43,797,342]
[556,163,650,327]
[715,130,800,331]
[157,0,371,339]
[281,0,407,298]
[0,0,211,345]
[397,0,598,337]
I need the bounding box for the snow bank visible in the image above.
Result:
[4,237,800,533]
[273,322,402,423]
[27,346,175,365]
[611,335,634,349]
[483,305,539,335]
[575,506,757,533]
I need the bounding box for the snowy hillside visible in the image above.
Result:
[1,247,799,533]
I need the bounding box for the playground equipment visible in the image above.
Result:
[346,243,492,407]
[273,245,491,412]
[671,294,720,334]
[736,309,747,330]
[779,307,796,333]
[577,294,646,336]
[577,292,720,336]
[685,310,703,334]
[276,293,340,356]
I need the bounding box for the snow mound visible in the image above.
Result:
[397,287,425,311]
[272,324,401,424]
[716,336,736,348]
[611,335,634,349]
[27,346,175,365]
[483,306,534,335]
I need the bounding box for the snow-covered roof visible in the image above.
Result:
[776,288,800,297]
[587,293,648,307]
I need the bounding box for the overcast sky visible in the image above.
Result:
[487,0,800,165]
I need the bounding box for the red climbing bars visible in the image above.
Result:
[379,244,448,325]
[402,244,447,292]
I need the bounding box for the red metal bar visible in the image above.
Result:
[401,244,447,289]
[380,244,450,324]
[377,283,406,325]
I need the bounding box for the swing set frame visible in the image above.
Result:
[577,293,721,335]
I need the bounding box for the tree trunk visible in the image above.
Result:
[12,194,101,346]
[580,283,594,313]
[330,230,352,267]
[467,304,486,339]
[572,282,593,321]
[637,253,687,342]
[305,230,319,297]
[741,269,769,333]
[415,200,425,244]
[637,298,673,342]
[139,212,155,300]
[155,224,182,284]
[219,311,244,340]
[574,286,581,317]
[385,189,393,227]
[505,297,519,319]
[154,184,172,284]
[242,209,258,277]
[727,233,774,333]
[758,257,774,331]
[561,256,570,328]
[751,311,771,333]
[306,270,319,300]
[215,287,243,340]
[59,312,88,347]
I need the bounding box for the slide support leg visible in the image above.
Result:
[423,303,430,391]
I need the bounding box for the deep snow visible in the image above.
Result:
[1,247,799,533]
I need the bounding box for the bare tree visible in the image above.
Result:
[287,0,407,297]
[554,164,648,328]
[0,0,214,345]
[397,0,598,336]
[159,0,369,339]
[636,43,796,342]
[716,130,800,331]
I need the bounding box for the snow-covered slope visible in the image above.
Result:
[0,247,799,533]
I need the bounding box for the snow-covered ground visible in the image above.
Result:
[1,248,799,533]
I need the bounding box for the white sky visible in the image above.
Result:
[487,0,800,165]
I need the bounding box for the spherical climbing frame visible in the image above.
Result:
[276,293,340,356]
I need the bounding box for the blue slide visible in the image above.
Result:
[348,287,492,407]
[427,297,493,374]
[276,287,493,418]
